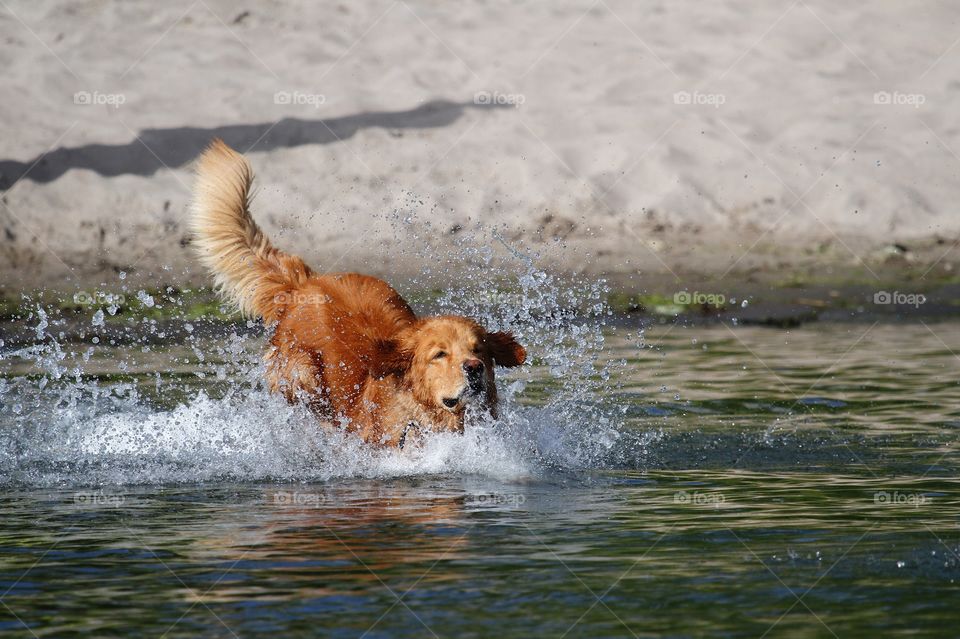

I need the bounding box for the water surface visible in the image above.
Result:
[1,321,959,637]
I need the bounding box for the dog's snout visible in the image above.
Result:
[463,359,484,376]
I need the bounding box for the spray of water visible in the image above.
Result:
[0,207,645,487]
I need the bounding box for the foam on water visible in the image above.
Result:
[0,216,639,487]
[0,376,631,487]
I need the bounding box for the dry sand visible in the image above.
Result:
[2,0,959,293]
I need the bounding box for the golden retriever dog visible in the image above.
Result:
[190,140,526,447]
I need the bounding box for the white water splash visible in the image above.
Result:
[0,220,638,488]
[2,380,633,486]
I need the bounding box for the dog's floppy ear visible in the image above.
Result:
[486,331,526,367]
[369,338,413,379]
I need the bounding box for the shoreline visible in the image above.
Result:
[3,271,957,350]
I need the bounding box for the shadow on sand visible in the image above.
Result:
[0,100,501,188]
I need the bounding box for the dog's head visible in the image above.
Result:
[372,316,525,426]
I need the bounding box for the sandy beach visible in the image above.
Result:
[2,0,959,293]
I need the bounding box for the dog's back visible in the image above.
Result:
[265,273,417,416]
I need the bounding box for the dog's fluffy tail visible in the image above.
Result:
[190,139,311,322]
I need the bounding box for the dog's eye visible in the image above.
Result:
[433,351,447,360]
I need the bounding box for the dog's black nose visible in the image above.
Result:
[463,359,484,376]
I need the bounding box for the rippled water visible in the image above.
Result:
[2,320,959,637]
